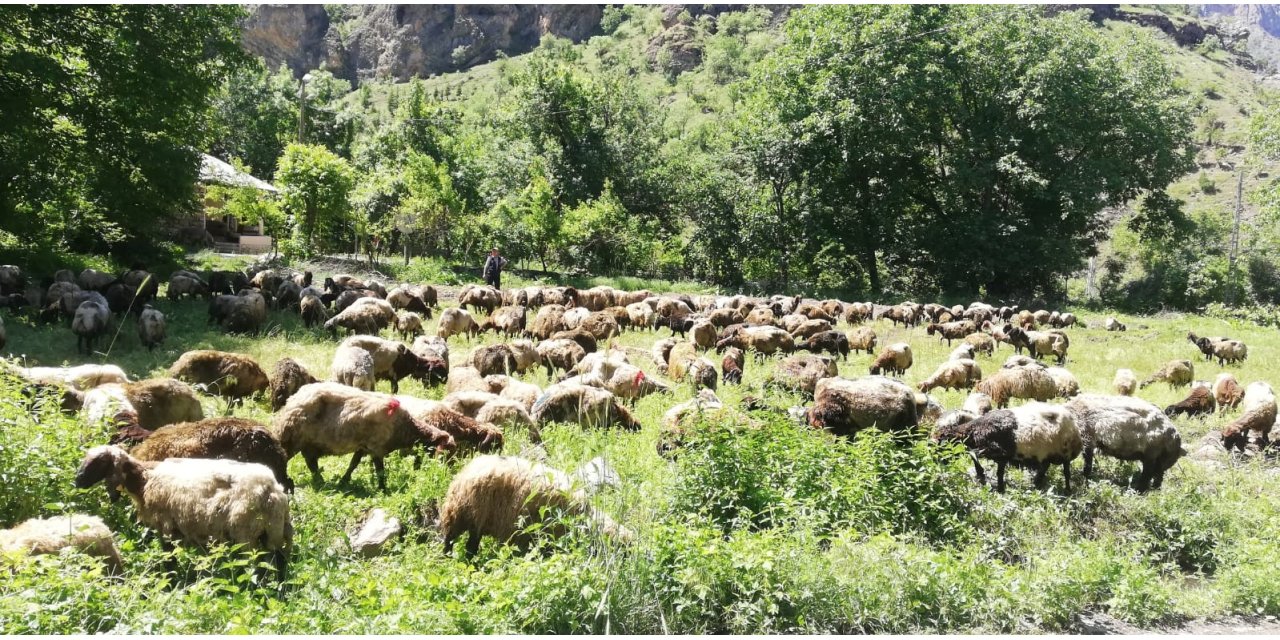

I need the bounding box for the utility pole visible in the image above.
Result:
[1227,170,1244,304]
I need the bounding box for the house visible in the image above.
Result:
[194,154,279,254]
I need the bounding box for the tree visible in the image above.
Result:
[211,61,298,178]
[751,6,1195,297]
[274,143,355,257]
[393,153,466,260]
[0,5,249,254]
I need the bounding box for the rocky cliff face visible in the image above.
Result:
[241,4,603,82]
[1199,4,1280,70]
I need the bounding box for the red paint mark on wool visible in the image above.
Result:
[634,370,646,386]
[386,398,401,416]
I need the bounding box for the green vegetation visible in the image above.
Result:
[3,280,1280,632]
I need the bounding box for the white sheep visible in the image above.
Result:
[136,305,166,351]
[438,455,632,558]
[15,364,129,390]
[932,402,1082,493]
[332,344,376,391]
[1113,369,1137,396]
[0,514,121,570]
[1065,394,1184,491]
[74,445,292,575]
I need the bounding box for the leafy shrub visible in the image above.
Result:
[671,414,974,542]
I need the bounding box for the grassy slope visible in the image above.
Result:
[2,262,1279,632]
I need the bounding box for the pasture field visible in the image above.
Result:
[2,271,1280,633]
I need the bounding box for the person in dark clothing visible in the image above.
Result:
[482,247,508,289]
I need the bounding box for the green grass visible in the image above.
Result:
[2,271,1280,632]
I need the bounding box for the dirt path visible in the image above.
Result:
[1073,611,1280,635]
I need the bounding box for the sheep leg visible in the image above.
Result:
[465,532,481,559]
[1082,447,1095,478]
[304,452,324,486]
[1033,462,1049,490]
[1062,462,1072,494]
[338,451,365,486]
[372,456,388,492]
[970,454,987,485]
[995,462,1008,493]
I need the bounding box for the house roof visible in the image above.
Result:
[199,154,279,193]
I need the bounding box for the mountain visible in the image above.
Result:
[1199,4,1280,71]
[242,4,604,82]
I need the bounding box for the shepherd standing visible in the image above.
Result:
[482,247,508,290]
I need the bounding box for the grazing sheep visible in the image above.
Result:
[438,391,529,439]
[341,335,447,392]
[270,358,318,411]
[846,326,878,356]
[625,302,656,331]
[76,269,114,292]
[689,320,718,351]
[1164,382,1216,418]
[579,311,621,341]
[808,376,920,438]
[396,394,507,453]
[486,305,527,338]
[721,347,745,385]
[1213,372,1243,412]
[1065,394,1184,491]
[975,367,1057,409]
[136,305,165,351]
[74,445,292,575]
[651,337,680,371]
[1192,335,1248,367]
[1113,369,1138,397]
[843,302,872,325]
[83,379,203,438]
[325,299,393,336]
[715,325,795,360]
[869,342,913,376]
[964,332,996,357]
[459,286,501,315]
[1045,367,1080,398]
[932,402,1082,493]
[14,364,129,390]
[530,383,641,430]
[332,345,376,391]
[1221,382,1277,452]
[1139,359,1194,390]
[446,366,492,394]
[122,417,293,491]
[926,320,977,346]
[550,328,598,354]
[412,335,451,364]
[469,344,519,377]
[72,300,111,354]
[536,339,587,377]
[1002,354,1041,370]
[918,359,983,393]
[300,294,329,328]
[667,342,715,390]
[799,330,851,360]
[949,343,976,361]
[529,304,567,340]
[767,355,838,396]
[168,350,270,404]
[1005,326,1069,365]
[438,307,481,340]
[1104,317,1126,332]
[790,319,834,341]
[438,455,632,558]
[0,514,121,570]
[387,285,431,314]
[271,382,456,491]
[396,312,425,341]
[274,280,302,310]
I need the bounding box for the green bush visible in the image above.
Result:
[671,414,975,542]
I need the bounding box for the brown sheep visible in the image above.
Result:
[459,285,501,315]
[530,383,641,430]
[1140,360,1194,390]
[438,455,632,559]
[964,332,996,357]
[341,335,448,392]
[579,311,621,341]
[486,305,528,338]
[529,304,567,340]
[168,350,269,404]
[846,326,878,356]
[721,347,745,385]
[767,355,837,396]
[1214,372,1243,412]
[808,376,919,438]
[1221,382,1276,451]
[536,339,586,377]
[125,417,293,491]
[550,328,598,354]
[271,358,318,411]
[918,359,983,393]
[396,312,425,341]
[926,320,977,347]
[1164,382,1216,418]
[271,382,456,491]
[975,367,1057,409]
[300,294,329,328]
[869,343,913,376]
[399,395,506,453]
[85,379,204,440]
[437,307,481,340]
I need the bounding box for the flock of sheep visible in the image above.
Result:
[0,263,1270,580]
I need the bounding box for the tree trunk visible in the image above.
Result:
[863,246,881,294]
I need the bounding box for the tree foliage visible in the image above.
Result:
[275,143,356,257]
[0,5,248,254]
